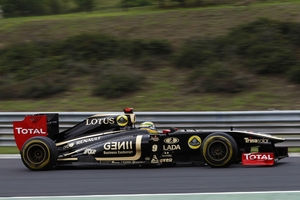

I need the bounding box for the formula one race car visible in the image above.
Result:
[13,108,288,171]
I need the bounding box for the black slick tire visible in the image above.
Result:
[21,136,58,171]
[201,132,238,168]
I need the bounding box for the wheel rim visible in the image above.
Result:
[26,144,47,165]
[207,140,228,161]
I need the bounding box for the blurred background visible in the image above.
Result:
[0,0,300,111]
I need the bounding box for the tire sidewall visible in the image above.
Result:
[201,132,238,167]
[21,136,58,171]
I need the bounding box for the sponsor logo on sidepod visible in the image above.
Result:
[163,145,181,151]
[188,135,202,149]
[244,138,269,143]
[86,117,115,125]
[164,137,179,144]
[84,149,96,155]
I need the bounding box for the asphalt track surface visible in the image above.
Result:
[0,157,300,198]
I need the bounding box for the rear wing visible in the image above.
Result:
[13,114,59,150]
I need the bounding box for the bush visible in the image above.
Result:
[91,60,144,98]
[135,56,161,70]
[10,55,76,81]
[31,56,80,75]
[278,21,300,48]
[0,43,41,76]
[121,39,173,59]
[187,62,250,93]
[227,18,300,75]
[0,34,172,76]
[74,0,95,12]
[173,37,216,69]
[202,69,247,93]
[228,18,283,56]
[142,39,173,56]
[61,35,172,62]
[228,18,300,55]
[22,74,69,98]
[59,34,119,61]
[0,74,22,99]
[34,41,58,57]
[0,72,68,99]
[211,36,236,61]
[0,43,69,99]
[243,43,298,74]
[287,63,300,84]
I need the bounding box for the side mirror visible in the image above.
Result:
[162,129,171,135]
[170,127,178,132]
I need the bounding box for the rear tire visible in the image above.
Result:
[21,137,58,171]
[201,132,238,168]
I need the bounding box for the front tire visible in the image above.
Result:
[21,137,58,171]
[201,132,238,168]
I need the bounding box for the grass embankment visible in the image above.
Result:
[0,1,300,112]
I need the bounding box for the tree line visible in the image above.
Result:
[0,0,230,18]
[0,0,95,17]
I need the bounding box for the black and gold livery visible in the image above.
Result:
[13,108,288,171]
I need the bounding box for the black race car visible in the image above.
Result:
[13,108,288,171]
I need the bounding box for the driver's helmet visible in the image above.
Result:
[139,121,158,134]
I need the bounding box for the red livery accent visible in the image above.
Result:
[124,108,134,113]
[13,115,48,150]
[242,152,274,166]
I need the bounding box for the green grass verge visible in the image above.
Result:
[0,147,19,154]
